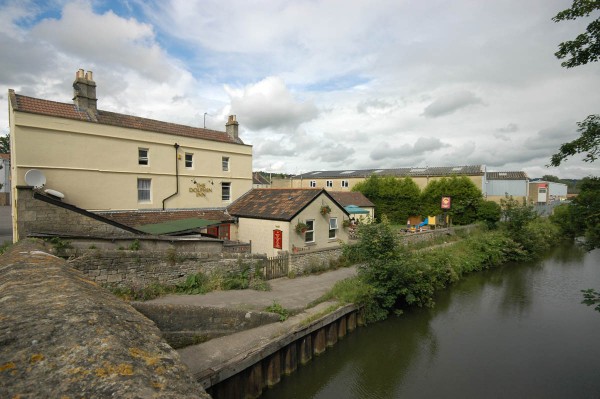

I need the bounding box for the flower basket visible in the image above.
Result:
[295,222,308,234]
[320,205,331,215]
[342,219,351,228]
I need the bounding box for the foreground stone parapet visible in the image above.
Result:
[0,239,210,399]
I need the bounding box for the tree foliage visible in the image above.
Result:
[477,200,502,229]
[0,134,9,154]
[550,114,600,166]
[550,185,599,244]
[553,0,600,68]
[420,176,483,225]
[352,175,421,223]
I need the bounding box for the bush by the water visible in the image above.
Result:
[338,211,560,323]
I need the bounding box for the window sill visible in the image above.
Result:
[304,242,316,246]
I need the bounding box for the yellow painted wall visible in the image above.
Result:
[290,175,485,192]
[236,192,350,256]
[10,110,252,211]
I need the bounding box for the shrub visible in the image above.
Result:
[265,301,290,321]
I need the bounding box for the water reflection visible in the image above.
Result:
[261,245,600,399]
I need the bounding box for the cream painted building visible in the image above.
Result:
[286,165,487,193]
[227,189,350,257]
[9,70,252,238]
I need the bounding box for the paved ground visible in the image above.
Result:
[0,205,12,244]
[148,265,358,312]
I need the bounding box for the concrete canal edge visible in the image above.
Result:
[178,301,365,398]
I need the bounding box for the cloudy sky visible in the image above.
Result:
[1,0,598,179]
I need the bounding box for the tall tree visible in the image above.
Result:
[549,1,600,252]
[549,2,599,166]
[0,134,9,153]
[352,175,421,223]
[420,176,483,225]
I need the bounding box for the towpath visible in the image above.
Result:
[147,265,358,312]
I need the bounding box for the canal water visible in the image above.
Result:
[261,244,600,399]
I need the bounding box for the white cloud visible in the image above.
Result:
[423,91,485,118]
[1,0,598,180]
[226,77,318,130]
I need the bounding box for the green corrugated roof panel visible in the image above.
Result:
[344,205,370,214]
[136,218,219,235]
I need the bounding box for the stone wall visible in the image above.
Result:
[15,187,138,240]
[0,239,209,398]
[68,249,265,286]
[133,303,280,349]
[289,246,344,274]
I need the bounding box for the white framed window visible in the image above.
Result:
[222,182,231,201]
[138,148,149,165]
[341,180,349,188]
[310,180,316,188]
[326,180,333,188]
[329,217,338,239]
[305,219,315,243]
[222,156,230,171]
[137,178,151,202]
[185,153,193,168]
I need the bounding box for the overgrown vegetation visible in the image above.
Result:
[265,301,290,321]
[333,203,560,323]
[45,237,72,255]
[108,262,271,301]
[0,241,11,255]
[352,174,495,226]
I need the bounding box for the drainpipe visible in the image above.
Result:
[162,143,180,210]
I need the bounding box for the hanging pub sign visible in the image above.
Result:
[273,229,283,249]
[441,196,452,210]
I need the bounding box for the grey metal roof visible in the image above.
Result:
[293,165,485,179]
[486,171,529,180]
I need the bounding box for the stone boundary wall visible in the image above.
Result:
[133,303,281,349]
[68,249,265,286]
[0,239,209,398]
[289,246,344,274]
[15,187,138,240]
[397,225,480,246]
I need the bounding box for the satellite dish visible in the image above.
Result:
[44,189,65,199]
[24,169,46,188]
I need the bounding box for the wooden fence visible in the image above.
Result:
[263,254,289,280]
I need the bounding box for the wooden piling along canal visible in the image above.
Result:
[204,306,364,399]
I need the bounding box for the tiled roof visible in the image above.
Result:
[328,191,375,207]
[10,90,245,145]
[96,209,232,228]
[252,172,270,185]
[227,188,344,221]
[294,165,484,179]
[486,171,529,180]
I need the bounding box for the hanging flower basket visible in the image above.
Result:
[342,219,351,228]
[320,205,331,215]
[295,222,308,234]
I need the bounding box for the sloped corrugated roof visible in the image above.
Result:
[10,90,246,145]
[328,191,375,207]
[486,171,529,180]
[97,209,232,228]
[293,165,484,179]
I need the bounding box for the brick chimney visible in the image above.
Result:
[225,115,239,141]
[72,69,97,113]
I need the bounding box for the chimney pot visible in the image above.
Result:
[85,71,93,81]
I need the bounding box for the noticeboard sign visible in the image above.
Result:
[441,196,452,210]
